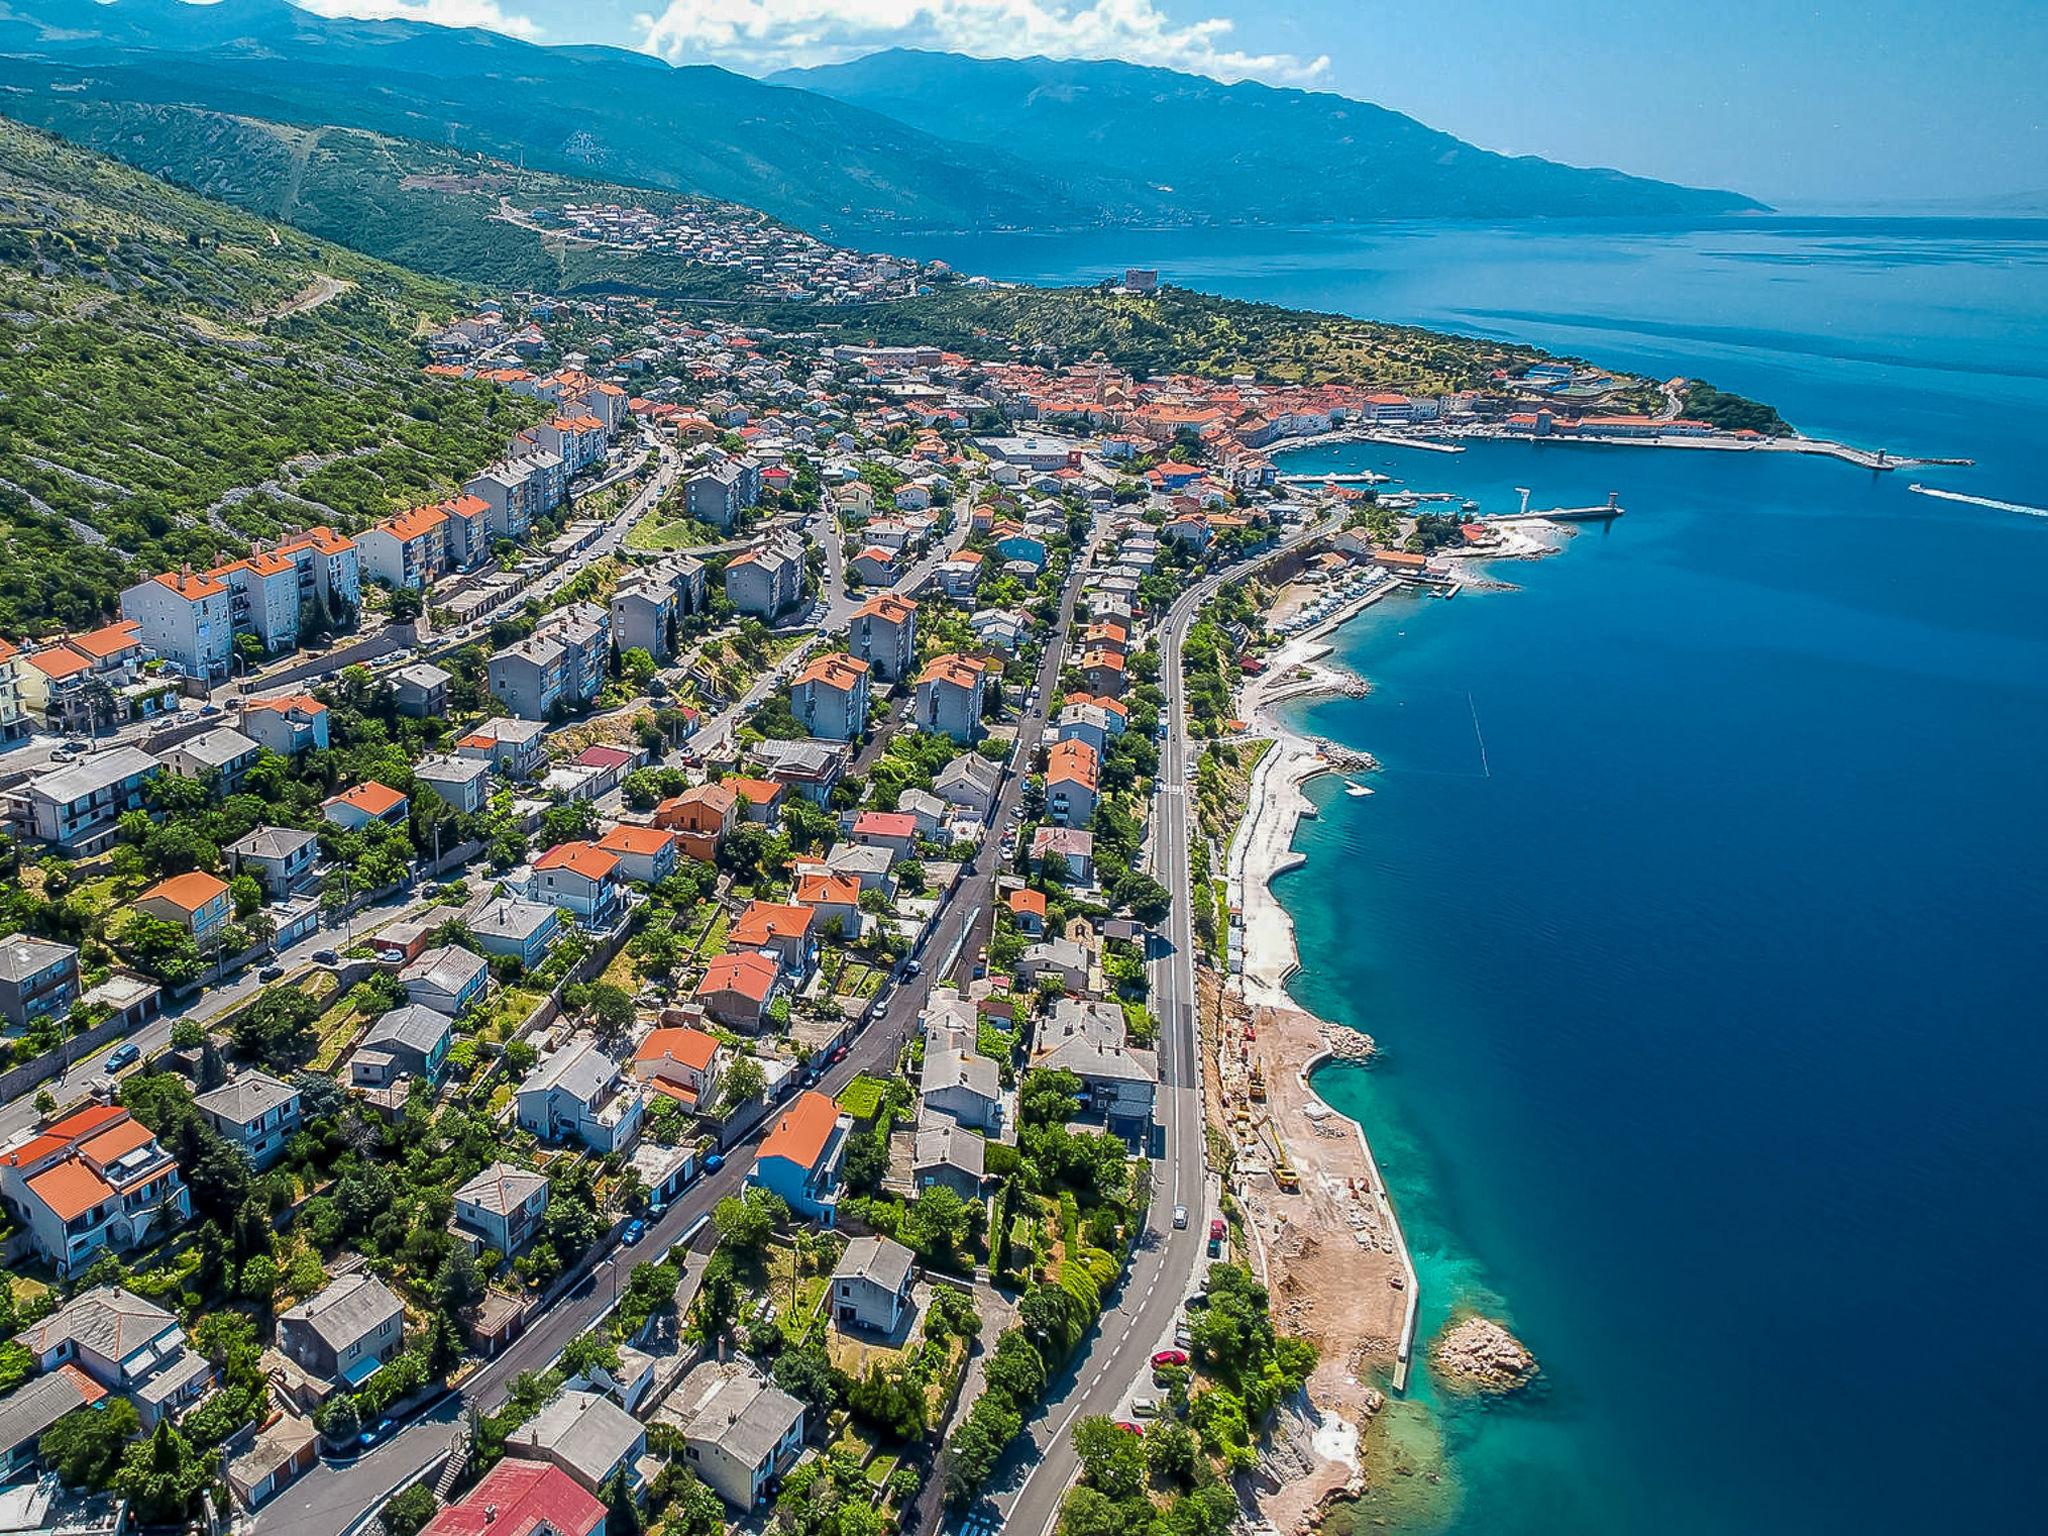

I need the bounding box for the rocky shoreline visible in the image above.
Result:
[1429,1315,1539,1394]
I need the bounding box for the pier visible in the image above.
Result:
[1278,471,1392,487]
[1488,502,1626,523]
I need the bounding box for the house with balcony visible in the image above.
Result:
[414,755,493,815]
[684,461,758,530]
[240,694,330,756]
[723,536,804,619]
[749,1090,850,1227]
[456,717,548,780]
[655,782,736,862]
[194,1071,301,1171]
[452,1162,550,1258]
[226,826,320,900]
[0,1107,192,1280]
[357,504,450,592]
[830,1236,916,1335]
[274,526,363,618]
[728,901,817,982]
[914,654,988,744]
[0,934,80,1030]
[490,637,570,720]
[391,663,453,720]
[517,1037,646,1156]
[13,1286,214,1427]
[350,1004,453,1090]
[323,780,409,831]
[536,604,610,708]
[401,946,490,1018]
[161,726,261,794]
[531,842,625,929]
[277,1273,405,1391]
[208,550,304,654]
[505,1389,647,1498]
[119,570,234,682]
[1045,738,1101,827]
[790,653,869,743]
[667,1360,805,1514]
[460,894,562,971]
[135,871,232,945]
[9,747,162,856]
[693,951,781,1032]
[847,593,917,683]
[630,1026,724,1115]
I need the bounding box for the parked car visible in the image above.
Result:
[258,964,284,982]
[621,1219,646,1246]
[311,949,339,966]
[1130,1397,1161,1419]
[1151,1350,1188,1369]
[1112,1420,1145,1436]
[704,1152,725,1173]
[104,1042,140,1072]
[904,959,922,978]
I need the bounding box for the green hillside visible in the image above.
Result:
[0,116,542,636]
[0,97,770,300]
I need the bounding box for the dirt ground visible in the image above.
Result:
[1206,981,1412,1532]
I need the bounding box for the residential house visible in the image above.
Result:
[968,608,1027,655]
[914,654,987,743]
[240,694,329,756]
[1017,937,1091,993]
[751,739,846,806]
[822,842,895,894]
[357,504,448,591]
[723,536,804,619]
[849,547,900,588]
[1031,825,1095,884]
[655,782,736,863]
[830,1236,916,1334]
[226,827,320,900]
[532,842,625,928]
[0,934,80,1030]
[724,776,785,824]
[135,871,232,944]
[850,812,918,863]
[535,605,610,708]
[413,755,493,815]
[895,789,948,839]
[12,1286,213,1427]
[207,551,302,653]
[1034,998,1159,1126]
[668,1360,805,1513]
[684,461,758,530]
[452,1162,551,1258]
[749,1090,850,1225]
[391,663,453,720]
[419,1455,605,1536]
[11,747,161,855]
[934,753,1001,819]
[455,717,548,780]
[0,1107,192,1280]
[517,1037,646,1155]
[847,593,917,683]
[505,1390,648,1498]
[401,946,490,1017]
[932,550,983,602]
[728,902,817,982]
[1077,646,1127,698]
[322,781,408,831]
[630,1026,724,1115]
[461,894,562,971]
[277,1273,405,1389]
[488,638,569,721]
[912,1123,986,1200]
[118,570,232,682]
[1006,887,1047,936]
[351,1004,454,1089]
[790,654,870,742]
[0,1367,106,1479]
[792,872,861,938]
[920,1044,1004,1134]
[193,1071,301,1171]
[597,823,679,886]
[161,727,261,793]
[693,952,781,1031]
[1044,738,1100,827]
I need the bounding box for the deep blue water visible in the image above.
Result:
[920,221,2048,1533]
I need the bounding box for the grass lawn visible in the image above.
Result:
[836,1074,890,1122]
[475,983,548,1044]
[308,977,376,1072]
[696,907,732,958]
[763,1245,829,1333]
[835,961,883,1000]
[625,505,725,552]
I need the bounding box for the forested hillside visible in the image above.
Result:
[0,117,540,635]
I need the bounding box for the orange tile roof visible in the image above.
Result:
[0,638,14,664]
[140,870,229,914]
[27,1160,114,1224]
[246,693,326,717]
[795,652,869,691]
[598,824,675,857]
[69,621,142,660]
[39,1105,129,1143]
[633,1026,720,1075]
[724,776,782,808]
[730,901,814,945]
[276,526,356,557]
[442,494,491,519]
[698,950,779,1005]
[1009,888,1047,918]
[757,1089,841,1170]
[155,570,227,600]
[79,1119,155,1168]
[1046,738,1100,789]
[853,593,917,623]
[535,840,620,882]
[917,653,985,690]
[23,645,92,681]
[793,872,861,908]
[330,781,408,816]
[381,504,449,542]
[55,1364,106,1406]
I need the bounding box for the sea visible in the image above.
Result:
[902,219,2048,1535]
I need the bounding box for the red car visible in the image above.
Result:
[1151,1349,1188,1369]
[1112,1420,1145,1436]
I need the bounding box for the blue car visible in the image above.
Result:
[704,1152,725,1173]
[105,1043,140,1071]
[621,1219,646,1246]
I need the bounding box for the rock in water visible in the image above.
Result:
[1429,1315,1537,1393]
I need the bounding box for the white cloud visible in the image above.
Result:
[294,0,545,42]
[633,0,1328,85]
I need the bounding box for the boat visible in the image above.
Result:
[1462,499,1480,512]
[1344,779,1374,797]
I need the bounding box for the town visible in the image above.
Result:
[0,272,1680,1536]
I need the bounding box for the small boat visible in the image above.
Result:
[1344,779,1373,797]
[1462,499,1480,512]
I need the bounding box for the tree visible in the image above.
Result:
[712,1187,786,1252]
[771,1342,847,1421]
[1071,1416,1147,1500]
[115,1418,210,1523]
[582,982,635,1037]
[719,1055,766,1114]
[1145,1420,1199,1489]
[382,1485,440,1536]
[603,1466,643,1536]
[561,1330,622,1382]
[387,587,425,622]
[40,1400,140,1488]
[982,1328,1048,1406]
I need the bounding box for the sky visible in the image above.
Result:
[283,1,2048,206]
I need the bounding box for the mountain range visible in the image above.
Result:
[0,0,1761,237]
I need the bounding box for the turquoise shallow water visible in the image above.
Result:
[920,220,2048,1533]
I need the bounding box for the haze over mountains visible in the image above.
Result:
[0,0,1762,237]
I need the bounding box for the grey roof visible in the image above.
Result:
[752,738,847,777]
[1036,1035,1159,1085]
[130,1347,213,1411]
[415,755,490,785]
[29,746,161,804]
[0,933,76,985]
[0,1370,97,1456]
[913,1123,986,1181]
[506,1389,642,1481]
[676,1363,805,1466]
[498,637,566,670]
[824,843,894,878]
[1047,997,1129,1050]
[935,753,1000,793]
[227,826,318,862]
[833,1235,914,1295]
[171,727,260,769]
[522,1037,617,1105]
[392,663,453,691]
[401,946,488,999]
[15,1287,177,1363]
[362,1003,454,1056]
[464,717,548,747]
[462,894,557,945]
[456,1160,549,1217]
[921,1045,1000,1104]
[278,1273,403,1355]
[1021,937,1089,975]
[194,1071,298,1128]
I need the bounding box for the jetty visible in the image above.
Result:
[1278,471,1392,488]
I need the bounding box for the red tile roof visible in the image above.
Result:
[633,1026,721,1075]
[598,824,674,857]
[730,901,814,946]
[697,950,779,1006]
[140,870,229,914]
[421,1459,605,1536]
[535,841,621,882]
[757,1089,841,1171]
[328,781,407,817]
